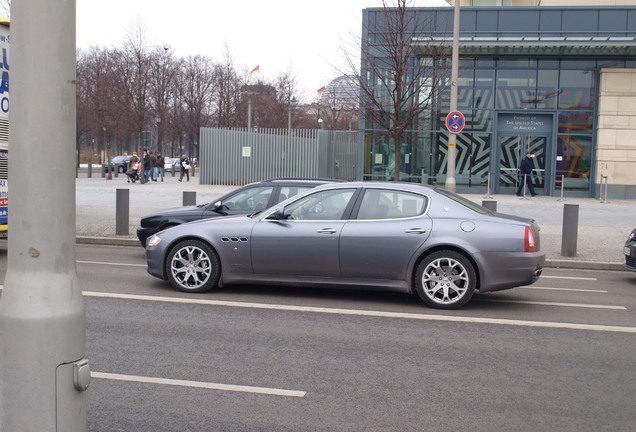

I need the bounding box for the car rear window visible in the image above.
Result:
[434,188,489,214]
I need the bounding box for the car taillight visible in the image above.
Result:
[524,226,537,252]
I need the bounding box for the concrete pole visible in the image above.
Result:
[0,0,89,431]
[561,204,579,257]
[116,189,130,235]
[445,0,460,193]
[183,191,197,206]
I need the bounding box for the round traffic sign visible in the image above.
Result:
[445,111,465,133]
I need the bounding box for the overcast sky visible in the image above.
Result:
[76,0,449,102]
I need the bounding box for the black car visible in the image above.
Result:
[109,155,132,173]
[136,178,342,246]
[624,228,636,271]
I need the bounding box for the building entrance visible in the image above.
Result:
[495,114,553,195]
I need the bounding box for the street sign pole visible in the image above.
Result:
[0,1,89,431]
[445,0,460,193]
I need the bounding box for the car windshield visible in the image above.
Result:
[434,187,489,214]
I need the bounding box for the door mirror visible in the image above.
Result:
[211,201,223,212]
[266,207,285,221]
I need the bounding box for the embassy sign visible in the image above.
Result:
[498,114,552,135]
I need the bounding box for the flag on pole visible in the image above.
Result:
[317,86,326,95]
[250,65,260,74]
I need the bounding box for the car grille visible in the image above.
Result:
[626,255,636,269]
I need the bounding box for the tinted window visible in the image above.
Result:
[284,189,355,221]
[357,189,427,220]
[222,186,273,211]
[277,186,313,203]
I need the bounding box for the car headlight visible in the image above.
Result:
[146,235,162,248]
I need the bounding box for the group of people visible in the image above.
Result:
[126,151,191,183]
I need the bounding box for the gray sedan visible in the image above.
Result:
[145,182,545,309]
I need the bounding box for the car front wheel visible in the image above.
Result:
[165,240,220,293]
[414,250,476,309]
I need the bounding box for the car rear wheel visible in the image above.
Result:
[165,240,220,293]
[414,250,476,309]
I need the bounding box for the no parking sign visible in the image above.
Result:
[445,111,465,133]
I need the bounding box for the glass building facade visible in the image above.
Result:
[360,6,636,196]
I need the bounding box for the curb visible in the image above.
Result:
[76,236,627,271]
[77,236,140,247]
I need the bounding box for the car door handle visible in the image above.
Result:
[316,228,337,234]
[405,228,427,234]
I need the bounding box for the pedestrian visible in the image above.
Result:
[143,150,152,182]
[178,154,190,182]
[149,150,158,181]
[156,151,165,182]
[516,152,537,197]
[126,151,140,183]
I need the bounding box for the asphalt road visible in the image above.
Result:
[1,243,635,431]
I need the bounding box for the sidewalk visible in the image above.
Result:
[75,174,635,270]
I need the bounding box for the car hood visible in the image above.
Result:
[142,205,211,221]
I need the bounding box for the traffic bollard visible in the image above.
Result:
[561,204,579,257]
[116,188,130,235]
[482,200,497,212]
[183,191,196,206]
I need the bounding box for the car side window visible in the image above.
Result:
[357,189,427,219]
[284,189,355,220]
[277,186,313,203]
[222,186,274,211]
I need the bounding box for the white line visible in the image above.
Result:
[91,372,306,398]
[83,291,636,334]
[479,299,625,310]
[541,275,597,281]
[78,260,146,267]
[520,286,607,293]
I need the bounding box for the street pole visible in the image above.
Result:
[0,0,89,431]
[445,0,460,193]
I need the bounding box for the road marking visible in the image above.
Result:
[83,291,636,334]
[541,275,597,281]
[78,260,146,267]
[91,372,306,398]
[520,286,607,293]
[478,299,625,310]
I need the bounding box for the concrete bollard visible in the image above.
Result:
[115,188,130,235]
[482,200,497,212]
[87,163,92,178]
[561,204,579,257]
[183,191,196,206]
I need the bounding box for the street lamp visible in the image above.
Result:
[445,0,460,193]
[287,97,297,134]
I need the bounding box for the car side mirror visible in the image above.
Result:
[266,208,286,221]
[212,201,223,212]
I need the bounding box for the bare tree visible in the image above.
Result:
[345,0,449,181]
[177,55,216,158]
[76,47,124,162]
[213,47,244,128]
[148,45,179,155]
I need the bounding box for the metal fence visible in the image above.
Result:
[199,128,358,185]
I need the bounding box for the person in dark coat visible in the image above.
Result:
[143,150,151,182]
[156,151,165,182]
[516,152,537,196]
[149,150,158,181]
[178,155,190,182]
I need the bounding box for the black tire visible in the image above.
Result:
[414,250,476,309]
[165,239,220,293]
